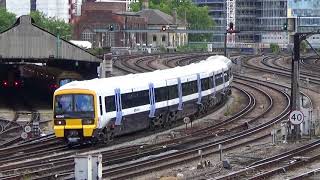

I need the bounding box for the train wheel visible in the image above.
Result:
[165,112,172,128]
[107,131,114,142]
[158,114,165,128]
[149,118,156,131]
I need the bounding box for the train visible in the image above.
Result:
[53,55,233,145]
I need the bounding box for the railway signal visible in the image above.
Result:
[224,22,240,56]
[282,23,288,31]
[227,22,240,34]
[109,24,114,31]
[161,25,167,32]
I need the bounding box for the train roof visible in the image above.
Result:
[56,55,232,94]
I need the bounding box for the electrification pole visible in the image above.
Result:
[291,33,301,140]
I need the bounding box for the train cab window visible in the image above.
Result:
[55,94,94,118]
[105,96,116,112]
[55,95,73,113]
[74,95,94,112]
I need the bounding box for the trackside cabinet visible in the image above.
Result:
[75,154,102,180]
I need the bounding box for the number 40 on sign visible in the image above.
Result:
[289,110,304,125]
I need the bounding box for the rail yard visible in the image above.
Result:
[0,51,320,180]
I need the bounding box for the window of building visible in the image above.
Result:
[153,35,157,42]
[81,29,94,42]
[162,35,166,42]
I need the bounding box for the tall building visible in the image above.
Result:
[193,0,226,45]
[2,0,71,22]
[235,0,258,43]
[36,0,70,22]
[288,0,320,46]
[257,0,288,45]
[0,0,6,8]
[30,0,37,11]
[6,0,31,17]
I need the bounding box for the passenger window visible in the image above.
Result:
[168,85,178,99]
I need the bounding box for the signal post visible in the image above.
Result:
[224,22,240,57]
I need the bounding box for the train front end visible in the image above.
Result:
[53,89,98,144]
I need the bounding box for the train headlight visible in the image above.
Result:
[82,119,94,125]
[54,120,66,125]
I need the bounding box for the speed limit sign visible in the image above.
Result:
[289,110,304,125]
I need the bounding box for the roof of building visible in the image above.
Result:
[136,9,183,25]
[0,15,101,63]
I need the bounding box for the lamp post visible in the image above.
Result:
[56,26,61,58]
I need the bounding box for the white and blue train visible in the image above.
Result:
[53,55,233,144]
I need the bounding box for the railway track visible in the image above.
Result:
[2,53,318,179]
[3,84,259,179]
[97,74,291,179]
[114,53,318,179]
[0,53,262,178]
[229,54,320,179]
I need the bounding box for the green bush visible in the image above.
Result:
[270,43,279,54]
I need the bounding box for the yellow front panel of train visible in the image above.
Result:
[65,119,82,129]
[83,125,95,137]
[54,126,64,137]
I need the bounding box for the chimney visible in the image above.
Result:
[142,0,149,9]
[173,8,177,25]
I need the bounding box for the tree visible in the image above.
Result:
[30,11,72,40]
[0,8,16,32]
[130,0,214,42]
[270,43,279,54]
[300,40,307,54]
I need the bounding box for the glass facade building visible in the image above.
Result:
[193,0,226,44]
[288,0,320,47]
[3,0,70,22]
[6,0,31,17]
[36,0,69,22]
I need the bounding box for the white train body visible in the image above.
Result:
[53,55,233,144]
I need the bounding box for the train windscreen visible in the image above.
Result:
[54,94,94,118]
